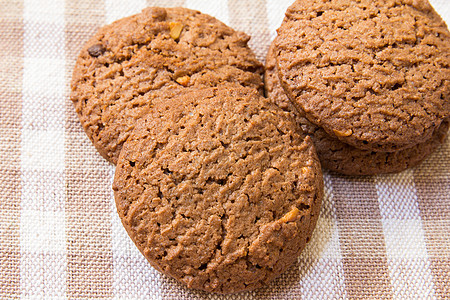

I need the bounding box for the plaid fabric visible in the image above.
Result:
[0,0,449,298]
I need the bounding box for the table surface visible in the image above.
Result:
[1,0,449,299]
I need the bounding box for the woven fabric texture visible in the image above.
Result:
[0,0,449,299]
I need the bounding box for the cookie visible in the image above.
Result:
[112,85,323,293]
[71,7,264,164]
[266,41,449,175]
[275,0,450,152]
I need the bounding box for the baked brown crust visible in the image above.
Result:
[71,7,264,164]
[275,0,450,152]
[113,85,323,293]
[266,41,449,175]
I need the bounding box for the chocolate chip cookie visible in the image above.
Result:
[275,0,450,152]
[266,41,449,175]
[71,7,264,164]
[113,85,323,293]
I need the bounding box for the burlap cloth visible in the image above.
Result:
[1,0,449,298]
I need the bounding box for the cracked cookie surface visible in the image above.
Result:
[275,0,450,151]
[266,42,449,175]
[113,85,323,293]
[71,7,263,164]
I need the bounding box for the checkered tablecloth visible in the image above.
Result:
[1,0,449,298]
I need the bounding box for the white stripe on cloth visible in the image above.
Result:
[185,0,230,25]
[298,173,348,299]
[430,0,450,24]
[20,0,66,298]
[265,0,291,41]
[106,0,146,24]
[376,170,437,300]
[103,1,164,299]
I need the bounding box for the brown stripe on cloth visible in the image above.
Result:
[0,0,24,297]
[227,0,271,63]
[331,175,393,299]
[64,0,113,298]
[147,0,185,7]
[413,139,450,298]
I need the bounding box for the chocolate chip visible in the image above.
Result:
[88,44,105,57]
